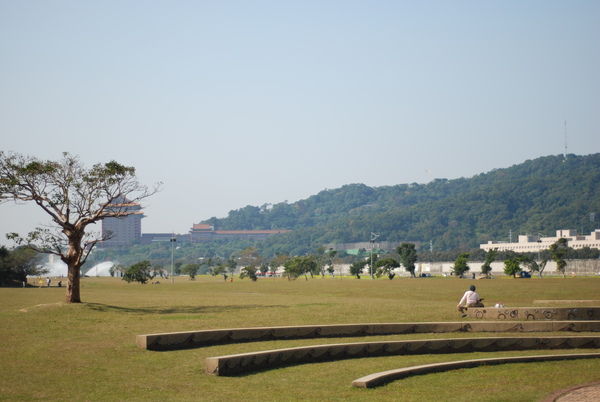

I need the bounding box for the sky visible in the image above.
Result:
[1,1,599,246]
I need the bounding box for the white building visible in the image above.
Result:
[480,229,600,252]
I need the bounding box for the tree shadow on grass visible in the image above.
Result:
[84,303,286,315]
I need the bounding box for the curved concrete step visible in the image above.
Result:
[205,336,600,376]
[137,321,600,351]
[352,353,600,388]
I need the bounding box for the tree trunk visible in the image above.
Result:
[65,263,81,303]
[64,234,84,303]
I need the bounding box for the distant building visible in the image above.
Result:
[140,233,189,244]
[323,241,421,254]
[100,196,144,247]
[108,222,291,247]
[480,229,600,252]
[189,223,291,243]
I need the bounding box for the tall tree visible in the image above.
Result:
[236,247,262,268]
[239,265,258,281]
[481,248,497,278]
[397,243,418,278]
[517,254,542,277]
[236,247,261,281]
[326,248,337,277]
[283,255,317,281]
[269,253,288,276]
[226,258,237,277]
[452,252,470,277]
[549,238,569,277]
[530,259,548,278]
[0,152,160,302]
[315,246,327,277]
[211,264,228,281]
[123,260,153,284]
[503,256,521,277]
[374,257,400,280]
[349,260,367,279]
[259,262,270,276]
[180,263,200,280]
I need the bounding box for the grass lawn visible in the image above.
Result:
[1,275,599,401]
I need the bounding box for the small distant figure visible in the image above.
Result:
[472,273,476,279]
[23,281,26,288]
[57,281,62,287]
[47,277,51,287]
[457,285,484,317]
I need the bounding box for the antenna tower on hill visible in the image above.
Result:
[563,120,567,160]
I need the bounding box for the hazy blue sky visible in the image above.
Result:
[1,1,599,244]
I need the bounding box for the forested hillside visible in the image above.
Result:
[203,153,600,256]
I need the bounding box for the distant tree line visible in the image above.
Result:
[100,235,596,283]
[85,239,600,283]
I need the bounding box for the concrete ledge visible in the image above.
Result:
[137,321,600,351]
[205,336,600,376]
[351,353,600,388]
[534,300,600,304]
[467,307,600,320]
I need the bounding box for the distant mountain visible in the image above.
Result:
[202,153,600,255]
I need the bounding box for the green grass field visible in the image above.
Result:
[1,276,599,401]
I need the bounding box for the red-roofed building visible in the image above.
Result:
[190,223,291,243]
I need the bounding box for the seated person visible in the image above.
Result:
[457,285,484,317]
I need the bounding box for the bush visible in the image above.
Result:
[123,261,153,284]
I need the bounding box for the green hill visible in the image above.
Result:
[203,153,600,255]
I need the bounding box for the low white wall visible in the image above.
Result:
[332,259,600,277]
[415,259,600,277]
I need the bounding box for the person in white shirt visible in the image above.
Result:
[457,285,484,317]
